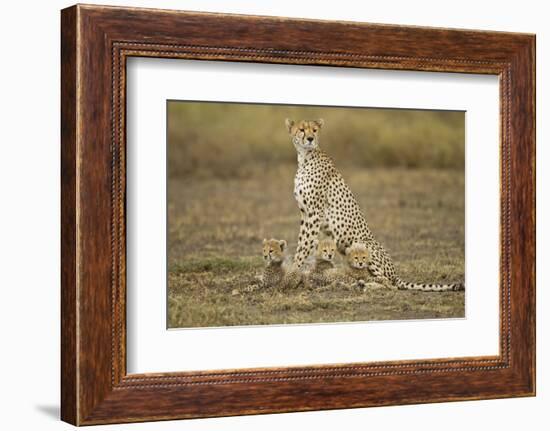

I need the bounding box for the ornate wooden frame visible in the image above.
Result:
[61,4,535,425]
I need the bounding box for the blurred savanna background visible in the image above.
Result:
[167,101,465,329]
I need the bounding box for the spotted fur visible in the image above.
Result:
[341,242,385,290]
[305,238,338,288]
[286,118,464,293]
[262,238,302,289]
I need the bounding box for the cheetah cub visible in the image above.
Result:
[306,238,338,289]
[342,242,387,290]
[261,238,287,289]
[261,238,302,289]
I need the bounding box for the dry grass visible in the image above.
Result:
[167,102,465,328]
[167,166,465,328]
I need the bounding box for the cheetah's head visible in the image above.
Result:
[262,238,287,265]
[285,118,324,152]
[345,242,370,269]
[314,238,337,262]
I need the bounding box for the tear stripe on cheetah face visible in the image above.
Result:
[344,242,370,269]
[315,238,337,262]
[262,238,286,265]
[286,118,324,155]
[287,118,465,293]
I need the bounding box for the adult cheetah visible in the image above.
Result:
[286,118,464,292]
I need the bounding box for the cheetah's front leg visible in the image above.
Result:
[292,210,321,270]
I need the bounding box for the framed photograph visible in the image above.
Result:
[61,4,535,425]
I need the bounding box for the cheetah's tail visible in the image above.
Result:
[394,277,464,292]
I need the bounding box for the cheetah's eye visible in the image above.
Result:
[299,128,305,132]
[313,129,317,132]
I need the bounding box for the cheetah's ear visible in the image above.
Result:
[312,239,319,249]
[285,118,295,133]
[279,240,287,251]
[345,246,352,256]
[263,238,267,245]
[315,118,325,129]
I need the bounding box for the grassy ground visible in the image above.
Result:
[167,166,465,328]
